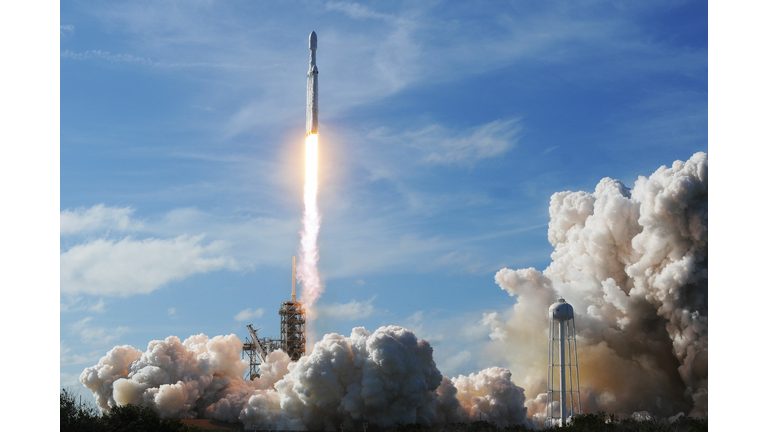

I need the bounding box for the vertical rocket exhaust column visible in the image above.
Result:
[306,31,319,136]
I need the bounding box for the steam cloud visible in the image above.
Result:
[486,152,707,422]
[81,326,533,429]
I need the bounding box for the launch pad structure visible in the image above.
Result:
[242,257,306,380]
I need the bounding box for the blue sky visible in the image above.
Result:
[59,0,707,395]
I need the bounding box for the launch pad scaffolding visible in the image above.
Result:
[242,256,306,380]
[279,300,306,361]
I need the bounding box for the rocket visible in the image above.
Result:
[306,31,319,136]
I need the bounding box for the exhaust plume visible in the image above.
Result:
[298,133,323,314]
[80,326,533,429]
[485,152,707,421]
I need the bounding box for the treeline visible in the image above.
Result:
[62,389,706,432]
[61,389,202,432]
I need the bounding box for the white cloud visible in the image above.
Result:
[60,342,100,366]
[325,2,394,21]
[70,317,129,345]
[60,234,237,296]
[60,297,106,313]
[60,24,74,36]
[61,204,144,235]
[316,297,378,321]
[234,308,264,322]
[156,208,299,267]
[60,49,152,64]
[60,372,83,389]
[167,307,177,317]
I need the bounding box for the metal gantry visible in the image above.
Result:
[546,298,581,428]
[279,300,306,361]
[242,325,280,380]
[241,256,307,380]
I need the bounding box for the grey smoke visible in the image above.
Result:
[489,152,707,421]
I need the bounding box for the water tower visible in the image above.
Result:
[546,298,581,428]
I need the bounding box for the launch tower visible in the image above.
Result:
[546,298,581,428]
[279,256,306,360]
[242,256,306,380]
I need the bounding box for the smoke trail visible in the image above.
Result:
[483,152,707,422]
[81,327,533,429]
[298,133,323,311]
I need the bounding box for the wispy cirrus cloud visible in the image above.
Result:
[368,119,522,166]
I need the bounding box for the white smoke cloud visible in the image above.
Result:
[485,152,707,418]
[447,367,531,427]
[81,326,533,429]
[480,312,508,341]
[61,235,237,296]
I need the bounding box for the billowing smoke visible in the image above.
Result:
[81,326,534,429]
[484,152,707,421]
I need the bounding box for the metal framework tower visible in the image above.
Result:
[546,298,581,428]
[280,256,306,360]
[242,325,270,380]
[241,257,306,380]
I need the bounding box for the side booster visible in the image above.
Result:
[306,31,319,136]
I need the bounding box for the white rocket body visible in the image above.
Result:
[306,31,318,136]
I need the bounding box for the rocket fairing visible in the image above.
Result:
[306,31,319,136]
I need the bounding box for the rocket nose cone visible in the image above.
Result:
[309,31,318,50]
